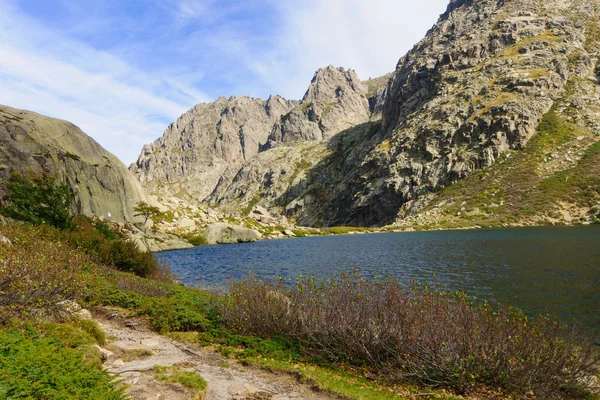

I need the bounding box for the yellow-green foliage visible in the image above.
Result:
[247,358,407,400]
[298,101,312,114]
[377,139,391,153]
[502,31,564,59]
[472,93,519,118]
[321,226,375,235]
[181,233,208,246]
[154,366,207,399]
[121,348,154,361]
[584,21,600,52]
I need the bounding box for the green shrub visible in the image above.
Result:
[0,171,164,278]
[73,214,121,240]
[141,297,211,333]
[61,226,166,278]
[180,233,207,246]
[73,319,106,346]
[87,276,212,334]
[0,170,76,230]
[0,325,123,399]
[154,366,207,398]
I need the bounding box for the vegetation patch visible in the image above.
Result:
[1,170,598,399]
[424,99,600,226]
[0,170,76,230]
[219,274,599,399]
[181,232,208,246]
[0,324,123,399]
[154,366,207,399]
[0,224,86,322]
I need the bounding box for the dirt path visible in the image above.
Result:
[95,315,338,400]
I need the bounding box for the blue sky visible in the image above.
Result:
[0,0,448,164]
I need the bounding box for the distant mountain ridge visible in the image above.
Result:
[131,66,388,205]
[132,0,600,228]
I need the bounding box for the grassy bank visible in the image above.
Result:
[0,222,598,399]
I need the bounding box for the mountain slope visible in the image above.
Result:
[131,66,387,209]
[322,0,600,226]
[0,105,147,223]
[134,0,600,229]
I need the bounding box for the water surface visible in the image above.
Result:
[158,226,600,335]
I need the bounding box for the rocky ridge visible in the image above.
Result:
[131,67,387,213]
[138,0,600,229]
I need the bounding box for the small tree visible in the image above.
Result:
[133,201,163,224]
[0,170,76,230]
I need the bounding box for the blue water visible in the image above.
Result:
[158,226,600,335]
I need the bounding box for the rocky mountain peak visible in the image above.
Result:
[302,65,366,103]
[132,65,384,203]
[135,0,600,229]
[263,66,372,149]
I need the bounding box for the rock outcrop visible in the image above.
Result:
[326,0,600,226]
[134,0,600,228]
[0,105,147,223]
[132,95,297,202]
[131,66,384,205]
[203,223,260,245]
[264,66,371,148]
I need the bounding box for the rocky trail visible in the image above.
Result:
[94,314,338,400]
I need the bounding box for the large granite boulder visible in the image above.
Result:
[204,223,260,245]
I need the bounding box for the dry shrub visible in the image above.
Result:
[221,278,298,337]
[0,224,85,321]
[221,273,599,399]
[94,264,173,298]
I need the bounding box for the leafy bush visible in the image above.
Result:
[181,233,207,246]
[0,325,123,399]
[220,274,600,399]
[0,171,165,278]
[0,224,85,322]
[73,214,121,240]
[87,274,212,333]
[0,170,76,230]
[134,201,163,224]
[58,225,167,278]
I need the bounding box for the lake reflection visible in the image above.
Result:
[158,226,600,336]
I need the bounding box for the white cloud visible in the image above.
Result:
[0,0,450,165]
[175,0,215,20]
[0,0,209,165]
[185,0,450,100]
[266,0,450,98]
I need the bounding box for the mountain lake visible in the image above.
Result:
[158,225,600,339]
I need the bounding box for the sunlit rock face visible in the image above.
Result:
[0,105,147,222]
[133,0,600,227]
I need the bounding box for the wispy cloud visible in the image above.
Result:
[0,0,208,165]
[0,0,449,164]
[256,0,450,98]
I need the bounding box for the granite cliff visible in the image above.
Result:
[0,105,147,223]
[134,0,600,228]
